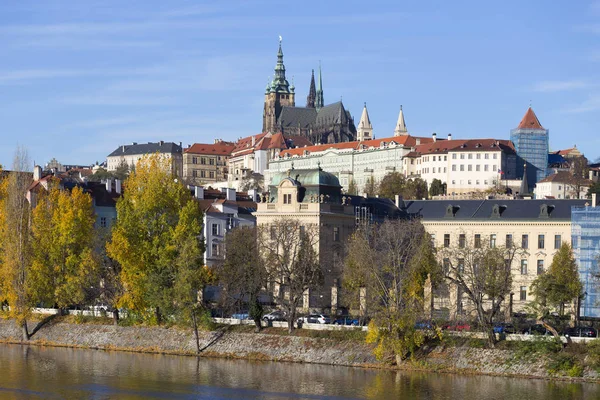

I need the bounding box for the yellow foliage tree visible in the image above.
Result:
[30,185,98,311]
[107,153,206,325]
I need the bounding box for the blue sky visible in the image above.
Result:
[0,0,599,168]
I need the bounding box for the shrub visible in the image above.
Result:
[547,353,582,376]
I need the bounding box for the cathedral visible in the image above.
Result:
[262,40,357,144]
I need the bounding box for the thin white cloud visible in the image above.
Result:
[533,80,589,92]
[565,94,600,113]
[0,67,160,85]
[61,95,177,106]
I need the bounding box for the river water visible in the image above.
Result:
[0,344,598,399]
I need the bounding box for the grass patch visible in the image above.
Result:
[223,324,367,341]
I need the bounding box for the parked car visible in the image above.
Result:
[262,310,287,322]
[522,324,552,336]
[493,323,516,334]
[564,326,597,338]
[298,314,331,324]
[415,320,436,330]
[231,311,251,320]
[443,321,471,331]
[333,316,360,326]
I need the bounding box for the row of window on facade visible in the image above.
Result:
[192,170,216,179]
[191,156,224,165]
[450,179,494,186]
[452,164,498,172]
[437,233,562,250]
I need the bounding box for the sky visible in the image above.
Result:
[0,0,599,168]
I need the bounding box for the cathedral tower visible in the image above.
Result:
[315,63,324,110]
[393,105,408,136]
[306,69,316,108]
[263,38,296,133]
[357,103,373,141]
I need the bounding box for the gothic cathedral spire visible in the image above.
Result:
[262,37,295,133]
[306,69,316,108]
[357,103,373,141]
[394,105,408,136]
[315,62,324,110]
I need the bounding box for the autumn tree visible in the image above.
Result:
[438,239,520,347]
[344,219,440,362]
[364,176,378,197]
[107,153,207,325]
[29,185,99,313]
[346,178,358,195]
[259,218,322,333]
[570,156,590,199]
[0,148,34,340]
[90,226,123,324]
[218,226,267,331]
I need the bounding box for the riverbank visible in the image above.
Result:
[0,318,598,382]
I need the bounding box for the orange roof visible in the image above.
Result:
[231,132,314,156]
[517,107,544,130]
[279,135,433,157]
[185,142,235,155]
[232,133,268,154]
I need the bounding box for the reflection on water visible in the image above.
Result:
[0,344,598,399]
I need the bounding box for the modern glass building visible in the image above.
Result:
[571,205,600,318]
[510,107,549,188]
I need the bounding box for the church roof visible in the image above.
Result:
[517,107,544,130]
[315,101,348,126]
[278,107,318,129]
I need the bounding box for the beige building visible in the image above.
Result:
[403,199,588,320]
[107,141,183,177]
[183,140,235,185]
[254,167,405,314]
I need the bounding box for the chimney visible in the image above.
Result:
[105,178,112,192]
[395,195,400,208]
[122,145,126,152]
[248,189,257,202]
[159,140,164,146]
[432,133,437,142]
[251,135,256,147]
[226,188,236,201]
[590,170,594,181]
[363,193,368,198]
[416,138,421,145]
[132,142,137,145]
[115,179,122,194]
[447,133,452,141]
[593,193,597,208]
[33,165,42,181]
[194,186,204,200]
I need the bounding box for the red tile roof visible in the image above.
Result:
[231,133,314,156]
[185,142,235,155]
[538,171,593,185]
[279,135,433,157]
[517,107,544,130]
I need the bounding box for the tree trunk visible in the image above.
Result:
[537,319,563,344]
[191,309,200,354]
[21,320,29,341]
[112,309,119,326]
[155,307,161,325]
[253,318,262,333]
[288,303,296,334]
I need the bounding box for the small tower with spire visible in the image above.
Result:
[357,103,373,141]
[315,62,324,110]
[262,37,295,133]
[393,105,408,136]
[306,69,316,108]
[510,106,549,186]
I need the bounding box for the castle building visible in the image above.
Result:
[262,40,357,144]
[510,107,549,186]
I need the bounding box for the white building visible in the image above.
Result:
[107,141,183,177]
[403,138,517,195]
[535,171,593,199]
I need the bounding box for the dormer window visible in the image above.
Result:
[283,193,292,204]
[380,141,387,148]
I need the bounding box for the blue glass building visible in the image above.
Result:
[571,204,600,318]
[510,107,549,189]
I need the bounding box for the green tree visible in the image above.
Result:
[429,179,446,197]
[405,178,428,199]
[218,226,267,331]
[107,153,207,324]
[344,220,441,362]
[0,148,34,340]
[531,243,582,317]
[377,172,405,200]
[240,173,265,193]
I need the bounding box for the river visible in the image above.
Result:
[0,344,598,399]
